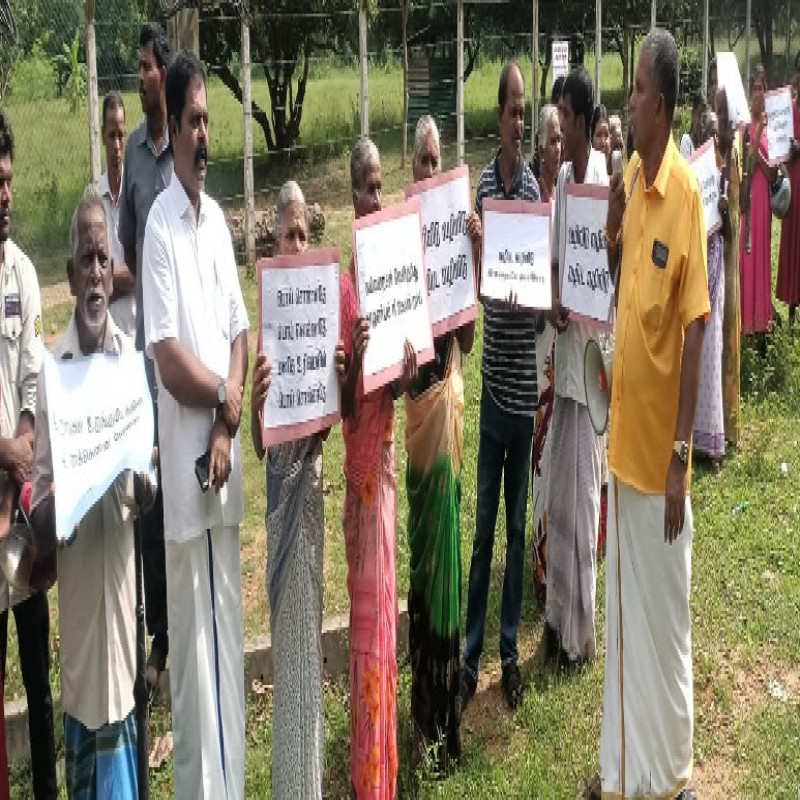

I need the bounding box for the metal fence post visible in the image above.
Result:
[651,0,656,29]
[241,8,256,266]
[744,0,752,89]
[596,0,602,104]
[531,0,539,163]
[702,0,709,96]
[359,0,369,137]
[85,0,101,185]
[457,0,464,166]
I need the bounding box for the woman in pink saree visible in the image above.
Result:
[339,136,416,799]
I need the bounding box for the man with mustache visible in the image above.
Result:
[30,192,154,799]
[142,51,248,799]
[117,21,172,692]
[0,109,57,800]
[97,91,134,336]
[460,61,541,712]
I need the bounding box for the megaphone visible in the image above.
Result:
[584,338,614,435]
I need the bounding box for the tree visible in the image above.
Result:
[199,0,359,153]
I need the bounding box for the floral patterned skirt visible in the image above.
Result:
[343,442,398,799]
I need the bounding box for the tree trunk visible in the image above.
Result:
[754,0,775,85]
[622,21,629,131]
[539,38,552,104]
[401,0,409,168]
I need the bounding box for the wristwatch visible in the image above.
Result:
[673,440,690,466]
[217,379,227,409]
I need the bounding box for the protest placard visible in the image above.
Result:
[765,86,793,165]
[688,138,722,236]
[552,41,569,87]
[405,165,477,336]
[258,248,341,447]
[716,52,749,125]
[560,184,614,327]
[353,199,434,393]
[43,349,154,543]
[480,198,552,309]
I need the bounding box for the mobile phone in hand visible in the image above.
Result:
[195,451,211,493]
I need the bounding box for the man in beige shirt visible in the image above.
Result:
[0,108,56,799]
[31,193,153,798]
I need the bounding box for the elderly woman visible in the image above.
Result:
[250,181,345,798]
[693,112,726,463]
[339,136,415,798]
[740,65,772,335]
[536,104,561,203]
[404,115,479,770]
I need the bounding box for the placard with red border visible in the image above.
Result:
[480,198,552,309]
[257,247,341,448]
[405,165,478,337]
[352,199,434,394]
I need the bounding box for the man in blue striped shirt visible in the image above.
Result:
[461,61,541,711]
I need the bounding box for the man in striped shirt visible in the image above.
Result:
[461,60,541,711]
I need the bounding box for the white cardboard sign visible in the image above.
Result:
[43,349,154,542]
[480,198,552,310]
[552,41,569,87]
[765,86,793,165]
[716,52,749,126]
[405,166,477,336]
[257,249,341,447]
[560,184,614,327]
[352,199,434,393]
[688,138,722,236]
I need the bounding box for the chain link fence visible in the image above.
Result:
[0,0,793,285]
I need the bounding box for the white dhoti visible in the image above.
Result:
[166,526,245,800]
[545,396,602,660]
[600,478,693,798]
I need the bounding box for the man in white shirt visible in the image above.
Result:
[30,192,153,799]
[142,51,248,799]
[0,109,57,800]
[542,68,609,666]
[97,90,136,337]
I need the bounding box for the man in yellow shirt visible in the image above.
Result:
[598,29,709,799]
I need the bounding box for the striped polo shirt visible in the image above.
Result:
[476,151,541,417]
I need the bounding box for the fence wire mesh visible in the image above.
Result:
[0,1,794,281]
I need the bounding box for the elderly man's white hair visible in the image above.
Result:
[69,186,107,263]
[537,104,559,150]
[350,135,380,196]
[413,115,440,168]
[275,180,307,240]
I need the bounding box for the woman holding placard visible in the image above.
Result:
[693,112,726,463]
[339,136,416,798]
[250,181,346,800]
[740,65,773,335]
[777,74,800,326]
[404,116,480,771]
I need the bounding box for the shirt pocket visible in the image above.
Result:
[635,258,669,331]
[1,312,21,343]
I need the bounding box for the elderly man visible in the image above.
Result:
[117,21,172,690]
[597,29,708,799]
[541,67,608,667]
[97,91,135,337]
[142,51,248,799]
[30,193,153,799]
[460,60,541,712]
[0,109,56,800]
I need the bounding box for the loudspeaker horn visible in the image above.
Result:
[584,338,613,435]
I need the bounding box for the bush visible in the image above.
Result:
[8,40,57,103]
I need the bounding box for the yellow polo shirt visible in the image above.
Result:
[609,137,710,495]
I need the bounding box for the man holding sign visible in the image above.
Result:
[541,67,608,667]
[460,61,541,713]
[142,52,249,798]
[30,193,154,799]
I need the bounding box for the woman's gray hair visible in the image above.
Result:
[537,104,559,150]
[275,180,306,240]
[412,115,440,168]
[350,136,380,194]
[69,187,107,262]
[641,27,679,121]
